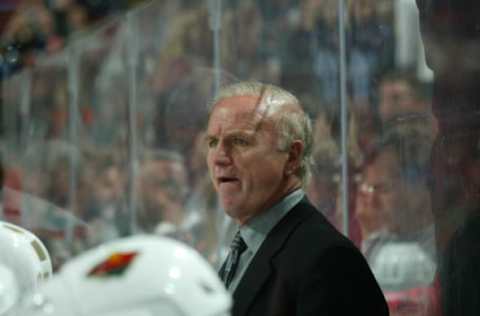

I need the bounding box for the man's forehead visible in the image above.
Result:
[207,110,276,138]
[208,97,261,128]
[211,94,291,117]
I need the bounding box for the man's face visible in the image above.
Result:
[206,95,291,224]
[356,149,406,234]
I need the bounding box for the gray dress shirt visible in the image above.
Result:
[226,189,305,293]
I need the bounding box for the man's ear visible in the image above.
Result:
[285,140,304,175]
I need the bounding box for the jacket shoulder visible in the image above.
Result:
[282,199,356,253]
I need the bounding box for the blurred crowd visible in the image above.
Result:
[0,0,147,76]
[0,0,442,315]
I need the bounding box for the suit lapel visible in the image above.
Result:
[232,200,314,316]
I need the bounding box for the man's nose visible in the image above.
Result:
[212,141,232,165]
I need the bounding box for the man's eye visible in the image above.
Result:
[232,137,250,146]
[207,139,218,148]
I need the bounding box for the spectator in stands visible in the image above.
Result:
[352,112,439,315]
[356,115,436,262]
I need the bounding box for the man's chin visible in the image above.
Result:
[223,205,242,219]
[223,206,239,218]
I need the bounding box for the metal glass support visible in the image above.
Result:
[66,46,79,245]
[19,70,32,152]
[338,0,350,237]
[126,13,140,235]
[208,0,222,96]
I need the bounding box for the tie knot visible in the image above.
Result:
[230,231,247,253]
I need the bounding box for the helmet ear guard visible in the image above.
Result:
[0,221,53,315]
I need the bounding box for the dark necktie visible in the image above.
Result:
[219,231,247,288]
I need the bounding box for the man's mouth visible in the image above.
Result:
[217,176,239,184]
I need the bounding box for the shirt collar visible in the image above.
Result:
[239,189,305,254]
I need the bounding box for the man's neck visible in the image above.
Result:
[236,185,303,226]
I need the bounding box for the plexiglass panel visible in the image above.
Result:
[1,51,90,269]
[72,17,131,249]
[345,1,438,314]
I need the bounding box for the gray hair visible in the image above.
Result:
[210,81,314,187]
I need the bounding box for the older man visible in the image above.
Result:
[206,81,388,316]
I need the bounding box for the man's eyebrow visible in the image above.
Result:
[227,130,255,136]
[207,130,255,139]
[205,135,216,143]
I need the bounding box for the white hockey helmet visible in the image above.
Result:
[0,221,52,315]
[19,235,231,316]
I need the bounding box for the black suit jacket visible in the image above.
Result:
[231,198,389,316]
